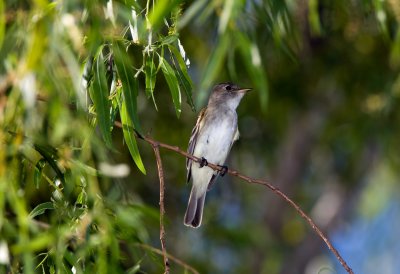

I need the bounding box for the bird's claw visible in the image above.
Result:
[219,165,228,176]
[200,157,208,168]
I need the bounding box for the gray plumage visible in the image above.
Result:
[184,82,251,228]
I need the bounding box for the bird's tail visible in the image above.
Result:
[184,186,206,228]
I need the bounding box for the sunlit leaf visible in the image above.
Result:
[168,44,195,111]
[308,0,322,36]
[75,191,85,205]
[236,33,268,110]
[127,263,141,274]
[219,0,235,34]
[120,98,146,174]
[160,34,179,46]
[113,41,142,133]
[178,0,208,29]
[0,0,5,49]
[148,0,181,30]
[198,33,230,104]
[160,56,181,117]
[89,50,113,147]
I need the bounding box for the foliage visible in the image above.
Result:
[1,0,400,273]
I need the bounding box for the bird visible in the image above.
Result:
[184,82,251,228]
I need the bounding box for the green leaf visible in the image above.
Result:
[145,52,157,108]
[168,44,195,111]
[113,41,142,134]
[34,159,47,189]
[148,0,181,30]
[127,263,141,274]
[89,50,113,147]
[160,34,179,46]
[390,29,400,67]
[29,202,54,218]
[120,99,146,174]
[160,56,181,117]
[34,144,65,184]
[0,0,5,49]
[308,0,322,36]
[218,0,238,34]
[178,0,208,29]
[236,33,269,110]
[198,33,230,104]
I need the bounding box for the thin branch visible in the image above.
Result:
[114,121,354,274]
[151,142,170,274]
[136,243,199,274]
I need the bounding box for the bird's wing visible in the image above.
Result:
[186,108,207,182]
[230,126,240,150]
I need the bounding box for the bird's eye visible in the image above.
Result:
[225,85,232,91]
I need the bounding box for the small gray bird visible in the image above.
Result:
[184,82,251,228]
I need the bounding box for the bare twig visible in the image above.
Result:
[114,121,353,274]
[151,142,170,274]
[136,243,199,274]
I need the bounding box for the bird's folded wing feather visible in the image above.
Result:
[233,126,240,143]
[186,108,207,182]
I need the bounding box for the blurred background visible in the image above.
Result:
[1,0,400,273]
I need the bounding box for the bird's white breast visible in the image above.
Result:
[193,110,237,165]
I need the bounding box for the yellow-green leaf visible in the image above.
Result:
[160,56,181,117]
[168,44,195,111]
[120,100,146,174]
[89,50,113,147]
[113,41,142,133]
[0,0,5,49]
[236,33,269,111]
[198,33,230,104]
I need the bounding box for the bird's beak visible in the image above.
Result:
[238,88,252,93]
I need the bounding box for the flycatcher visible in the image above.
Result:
[184,82,251,228]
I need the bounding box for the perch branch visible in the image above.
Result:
[151,142,170,274]
[114,121,353,274]
[136,243,199,274]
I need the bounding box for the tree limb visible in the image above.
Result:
[151,142,170,274]
[114,121,354,274]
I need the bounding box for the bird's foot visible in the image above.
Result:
[218,165,228,176]
[200,157,208,168]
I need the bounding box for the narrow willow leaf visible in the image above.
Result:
[29,202,54,218]
[34,144,65,184]
[168,45,195,111]
[236,33,268,110]
[0,0,5,49]
[69,159,99,176]
[160,56,181,117]
[198,33,230,104]
[120,99,146,174]
[219,0,235,34]
[390,29,400,67]
[145,52,157,105]
[178,0,208,29]
[308,0,321,35]
[160,34,178,46]
[127,264,141,274]
[34,159,47,189]
[113,41,142,133]
[89,51,113,146]
[148,0,180,30]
